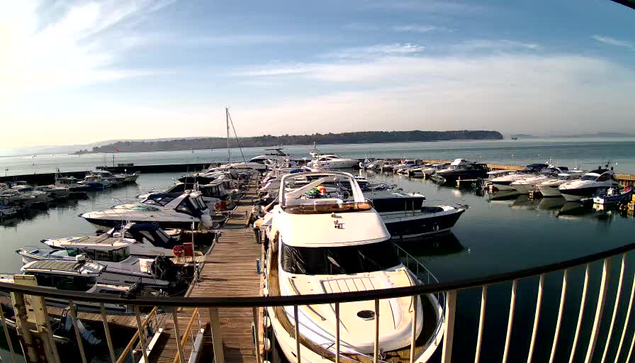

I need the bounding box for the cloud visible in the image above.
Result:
[325,43,425,59]
[452,39,541,52]
[344,23,381,31]
[392,25,454,33]
[360,0,485,14]
[0,0,174,100]
[236,54,634,136]
[592,35,634,50]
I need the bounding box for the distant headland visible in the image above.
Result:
[78,130,504,154]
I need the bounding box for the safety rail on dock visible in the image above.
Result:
[2,242,635,363]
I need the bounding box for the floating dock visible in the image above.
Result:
[150,184,263,363]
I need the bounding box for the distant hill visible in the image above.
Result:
[87,130,504,154]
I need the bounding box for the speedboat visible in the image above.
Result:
[559,168,620,202]
[16,247,191,290]
[308,154,359,169]
[8,181,49,205]
[80,191,214,229]
[537,171,584,197]
[41,223,188,258]
[264,171,444,363]
[82,171,113,190]
[55,175,91,193]
[366,190,466,239]
[431,159,489,185]
[250,148,298,165]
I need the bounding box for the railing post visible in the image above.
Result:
[409,295,419,363]
[208,307,225,363]
[0,299,17,363]
[374,299,380,363]
[335,303,340,363]
[172,308,186,363]
[584,258,612,363]
[527,274,545,363]
[252,307,262,363]
[68,300,88,363]
[100,303,117,363]
[134,306,149,363]
[294,305,302,363]
[474,286,487,363]
[549,269,569,363]
[569,264,591,363]
[442,290,457,363]
[614,270,635,363]
[601,254,626,362]
[502,279,518,363]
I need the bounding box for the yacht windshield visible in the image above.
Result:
[581,175,599,181]
[143,194,178,206]
[281,241,400,275]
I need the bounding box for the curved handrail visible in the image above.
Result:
[1,242,634,307]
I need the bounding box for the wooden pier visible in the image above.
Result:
[150,188,263,363]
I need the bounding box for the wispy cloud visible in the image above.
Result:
[592,35,634,50]
[452,39,541,52]
[344,22,381,31]
[391,24,454,33]
[0,0,174,100]
[325,43,425,59]
[360,0,485,14]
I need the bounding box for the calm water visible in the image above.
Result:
[1,146,635,361]
[4,138,635,176]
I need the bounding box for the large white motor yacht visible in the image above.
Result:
[558,168,620,202]
[81,191,213,229]
[263,171,444,363]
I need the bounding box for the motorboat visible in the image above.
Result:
[419,163,448,178]
[366,190,466,239]
[55,175,91,193]
[250,148,298,165]
[34,185,71,200]
[380,160,399,173]
[592,187,633,206]
[7,181,49,205]
[307,154,359,169]
[113,171,141,184]
[537,171,584,197]
[431,159,489,185]
[82,171,113,190]
[509,175,550,194]
[80,191,214,229]
[0,260,147,312]
[41,223,189,258]
[139,181,231,223]
[559,168,620,202]
[263,171,444,363]
[16,247,191,290]
[393,160,419,174]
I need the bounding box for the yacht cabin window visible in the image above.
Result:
[33,274,95,291]
[597,173,611,181]
[280,241,401,275]
[143,194,177,206]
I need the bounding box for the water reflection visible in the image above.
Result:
[395,232,467,258]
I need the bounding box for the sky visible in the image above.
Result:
[1,0,634,149]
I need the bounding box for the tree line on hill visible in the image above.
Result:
[86,130,504,153]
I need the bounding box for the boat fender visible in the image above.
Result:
[173,245,185,258]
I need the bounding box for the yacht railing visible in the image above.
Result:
[1,242,635,362]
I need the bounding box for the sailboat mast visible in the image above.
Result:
[225,107,231,163]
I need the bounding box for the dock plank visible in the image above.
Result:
[151,187,263,363]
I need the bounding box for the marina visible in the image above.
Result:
[1,143,635,363]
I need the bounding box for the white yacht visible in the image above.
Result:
[559,168,620,201]
[250,147,298,165]
[308,154,359,169]
[81,191,214,229]
[263,171,444,363]
[43,223,187,258]
[8,181,49,204]
[82,171,113,190]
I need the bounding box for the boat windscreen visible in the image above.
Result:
[281,241,400,275]
[142,194,178,206]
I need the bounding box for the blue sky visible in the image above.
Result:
[1,0,634,148]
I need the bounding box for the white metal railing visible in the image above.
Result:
[0,243,634,363]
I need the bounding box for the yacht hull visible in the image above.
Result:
[83,217,203,230]
[560,187,609,202]
[382,207,465,239]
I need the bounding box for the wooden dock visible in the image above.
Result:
[150,189,263,363]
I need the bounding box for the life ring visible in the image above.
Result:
[173,245,185,258]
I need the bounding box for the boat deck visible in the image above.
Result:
[151,190,264,363]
